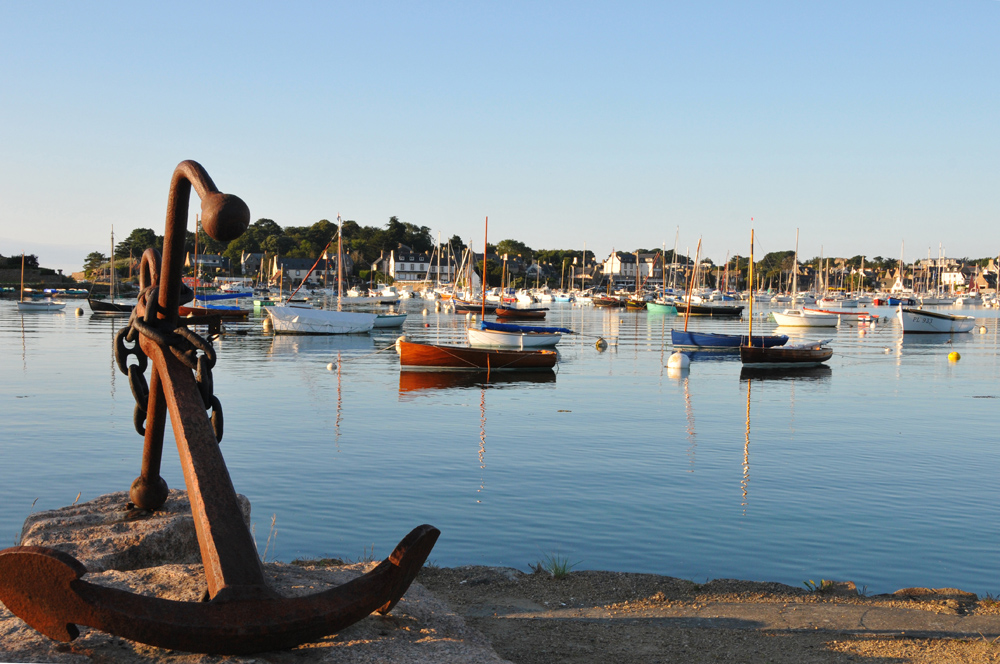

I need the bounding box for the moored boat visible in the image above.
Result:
[266,306,376,334]
[740,341,833,368]
[671,330,788,350]
[496,306,547,320]
[398,340,557,370]
[467,320,569,348]
[897,307,975,334]
[772,308,838,327]
[373,313,407,328]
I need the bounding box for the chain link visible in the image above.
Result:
[115,292,224,443]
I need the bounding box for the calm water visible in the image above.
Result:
[2,298,999,595]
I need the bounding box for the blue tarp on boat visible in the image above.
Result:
[195,291,253,301]
[671,329,788,349]
[480,320,574,334]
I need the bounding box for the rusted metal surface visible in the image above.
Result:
[0,160,439,654]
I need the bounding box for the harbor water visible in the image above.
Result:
[2,299,999,596]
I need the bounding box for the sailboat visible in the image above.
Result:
[89,229,134,315]
[401,217,565,365]
[16,253,66,312]
[741,228,833,368]
[771,230,838,328]
[265,218,378,334]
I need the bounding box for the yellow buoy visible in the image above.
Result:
[948,351,961,362]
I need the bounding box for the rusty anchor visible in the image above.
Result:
[0,161,439,654]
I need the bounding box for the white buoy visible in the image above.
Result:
[262,317,273,332]
[667,351,690,369]
[434,301,440,311]
[75,308,84,316]
[422,308,428,316]
[980,325,987,334]
[595,337,608,351]
[395,334,408,354]
[326,362,335,371]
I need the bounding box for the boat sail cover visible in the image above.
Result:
[478,320,573,334]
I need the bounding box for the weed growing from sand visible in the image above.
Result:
[14,498,39,546]
[532,552,580,580]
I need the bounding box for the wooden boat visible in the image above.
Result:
[592,295,625,307]
[897,307,975,334]
[741,229,833,370]
[625,298,648,310]
[398,340,557,370]
[671,330,788,350]
[89,298,133,314]
[675,303,744,317]
[740,341,833,368]
[453,299,497,313]
[179,305,251,320]
[88,228,133,314]
[645,301,677,314]
[496,306,547,320]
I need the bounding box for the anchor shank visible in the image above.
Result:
[140,334,268,599]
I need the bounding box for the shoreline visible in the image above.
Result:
[407,564,1000,663]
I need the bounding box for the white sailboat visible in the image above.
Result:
[265,216,377,334]
[772,230,838,328]
[16,253,66,312]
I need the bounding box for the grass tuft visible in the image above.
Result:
[532,552,580,580]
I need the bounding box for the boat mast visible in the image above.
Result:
[682,238,702,332]
[481,217,488,319]
[792,228,799,304]
[110,226,116,304]
[19,252,24,302]
[337,214,343,312]
[670,228,679,292]
[748,228,755,342]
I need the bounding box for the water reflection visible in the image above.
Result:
[739,365,833,382]
[268,334,375,357]
[682,375,696,471]
[742,378,751,515]
[398,369,556,398]
[478,387,487,502]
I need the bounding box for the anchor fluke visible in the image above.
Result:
[0,546,87,642]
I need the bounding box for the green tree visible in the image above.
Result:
[495,239,532,260]
[83,251,107,277]
[116,228,160,258]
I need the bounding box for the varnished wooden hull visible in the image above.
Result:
[496,307,547,320]
[179,305,250,320]
[740,344,833,367]
[399,340,557,370]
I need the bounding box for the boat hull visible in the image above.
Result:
[676,303,744,317]
[740,344,833,368]
[671,330,788,350]
[496,307,547,320]
[267,306,376,335]
[467,327,562,348]
[898,307,975,334]
[373,314,407,328]
[645,302,677,314]
[772,309,839,327]
[88,298,134,314]
[17,300,66,312]
[399,340,557,370]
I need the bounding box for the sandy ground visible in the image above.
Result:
[416,565,1000,664]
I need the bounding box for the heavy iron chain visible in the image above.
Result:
[114,286,224,442]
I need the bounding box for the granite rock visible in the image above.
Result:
[18,489,252,572]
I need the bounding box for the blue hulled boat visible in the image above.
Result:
[671,329,788,350]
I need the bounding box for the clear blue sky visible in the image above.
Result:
[1,1,997,274]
